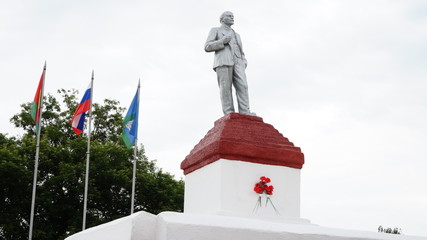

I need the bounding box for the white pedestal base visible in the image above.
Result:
[184,159,305,222]
[66,211,427,240]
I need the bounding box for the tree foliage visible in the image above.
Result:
[0,89,184,240]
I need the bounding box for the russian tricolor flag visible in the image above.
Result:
[71,82,92,135]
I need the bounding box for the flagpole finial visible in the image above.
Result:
[43,61,47,70]
[138,78,141,88]
[91,70,94,80]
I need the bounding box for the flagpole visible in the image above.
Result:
[130,80,141,214]
[130,140,137,214]
[29,61,46,240]
[82,70,94,230]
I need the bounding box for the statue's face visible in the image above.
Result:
[222,12,234,26]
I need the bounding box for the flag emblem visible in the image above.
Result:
[122,87,140,148]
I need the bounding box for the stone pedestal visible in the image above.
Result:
[180,113,305,222]
[65,211,427,240]
[66,113,427,240]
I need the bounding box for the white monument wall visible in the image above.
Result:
[184,159,305,222]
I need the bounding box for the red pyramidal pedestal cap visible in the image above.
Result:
[181,113,304,175]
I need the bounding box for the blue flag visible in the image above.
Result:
[122,87,140,148]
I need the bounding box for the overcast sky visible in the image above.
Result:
[1,0,426,237]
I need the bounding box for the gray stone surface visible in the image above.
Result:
[205,11,254,116]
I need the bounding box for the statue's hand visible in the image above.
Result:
[222,36,232,44]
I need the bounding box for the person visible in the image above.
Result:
[205,11,255,116]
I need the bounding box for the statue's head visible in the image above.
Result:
[220,11,234,26]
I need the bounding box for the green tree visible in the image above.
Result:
[0,89,184,240]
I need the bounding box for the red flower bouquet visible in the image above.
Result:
[253,176,274,195]
[253,176,279,215]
